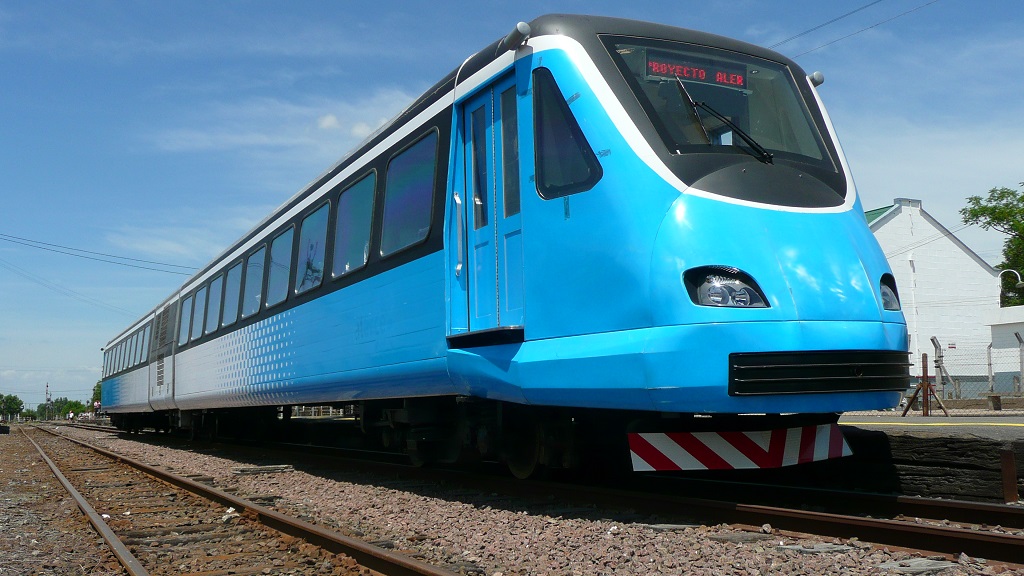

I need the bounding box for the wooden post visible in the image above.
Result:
[922,353,930,417]
[1001,450,1020,504]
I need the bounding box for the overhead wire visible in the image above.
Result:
[883,222,972,258]
[769,0,887,48]
[792,0,943,58]
[0,256,138,317]
[0,233,195,275]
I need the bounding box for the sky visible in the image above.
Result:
[1,0,1022,409]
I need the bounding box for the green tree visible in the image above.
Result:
[1,394,25,420]
[960,182,1024,307]
[92,381,102,405]
[51,396,87,418]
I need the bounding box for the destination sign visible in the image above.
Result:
[646,51,747,88]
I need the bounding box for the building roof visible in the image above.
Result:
[866,198,997,274]
[864,205,896,226]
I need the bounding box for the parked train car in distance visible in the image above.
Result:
[101,14,909,478]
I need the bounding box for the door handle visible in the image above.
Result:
[454,191,464,277]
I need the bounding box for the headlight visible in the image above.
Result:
[880,277,901,311]
[687,268,768,308]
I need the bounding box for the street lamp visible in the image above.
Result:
[997,269,1024,289]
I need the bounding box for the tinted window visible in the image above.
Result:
[191,286,207,341]
[140,324,151,362]
[205,274,223,335]
[178,296,193,345]
[381,132,437,256]
[471,105,489,230]
[295,204,329,294]
[222,262,243,327]
[333,174,375,277]
[501,86,521,217]
[266,228,293,308]
[242,247,265,318]
[132,332,142,365]
[533,67,603,198]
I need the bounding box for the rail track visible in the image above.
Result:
[57,422,1024,569]
[23,426,458,576]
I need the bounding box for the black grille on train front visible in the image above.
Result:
[729,351,911,395]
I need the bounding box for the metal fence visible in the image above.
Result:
[903,335,1024,416]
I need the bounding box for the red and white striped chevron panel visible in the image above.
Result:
[628,423,851,471]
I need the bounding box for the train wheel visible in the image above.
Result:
[506,421,544,480]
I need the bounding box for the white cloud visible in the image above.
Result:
[151,88,414,169]
[317,114,341,130]
[841,115,1021,264]
[104,204,276,265]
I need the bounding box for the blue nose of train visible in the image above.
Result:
[653,192,892,324]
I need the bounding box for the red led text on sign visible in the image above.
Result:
[648,61,706,80]
[647,56,746,89]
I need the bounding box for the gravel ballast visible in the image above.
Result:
[21,425,1023,575]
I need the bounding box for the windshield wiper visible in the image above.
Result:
[673,76,711,145]
[674,76,774,165]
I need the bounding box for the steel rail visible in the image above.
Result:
[36,426,460,576]
[524,479,1024,565]
[21,428,151,576]
[57,423,1024,566]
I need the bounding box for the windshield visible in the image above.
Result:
[605,37,833,170]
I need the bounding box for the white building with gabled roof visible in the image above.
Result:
[866,198,1000,374]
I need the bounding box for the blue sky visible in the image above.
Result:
[1,0,1022,408]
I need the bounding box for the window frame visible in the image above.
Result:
[222,261,243,327]
[332,171,377,280]
[266,226,295,309]
[241,246,267,319]
[380,129,439,258]
[205,273,224,335]
[190,285,208,342]
[295,202,331,296]
[532,67,603,199]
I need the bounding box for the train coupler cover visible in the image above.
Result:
[628,423,851,471]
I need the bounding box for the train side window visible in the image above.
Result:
[242,247,266,318]
[178,295,193,346]
[532,67,603,199]
[191,286,208,341]
[266,228,293,308]
[333,173,375,277]
[125,334,135,367]
[131,332,142,366]
[222,261,243,327]
[120,342,127,371]
[501,86,521,216]
[141,324,151,362]
[381,131,438,256]
[205,274,223,335]
[295,203,329,294]
[470,105,489,229]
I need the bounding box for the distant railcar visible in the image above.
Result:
[101,15,909,477]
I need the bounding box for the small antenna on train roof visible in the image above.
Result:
[498,22,531,53]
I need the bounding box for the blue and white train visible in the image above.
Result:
[101,15,909,477]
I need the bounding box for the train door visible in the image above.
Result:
[148,301,177,411]
[451,74,524,341]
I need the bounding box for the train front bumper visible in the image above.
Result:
[514,319,908,414]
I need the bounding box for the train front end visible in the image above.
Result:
[505,17,910,471]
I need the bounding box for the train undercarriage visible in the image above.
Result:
[108,397,843,478]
